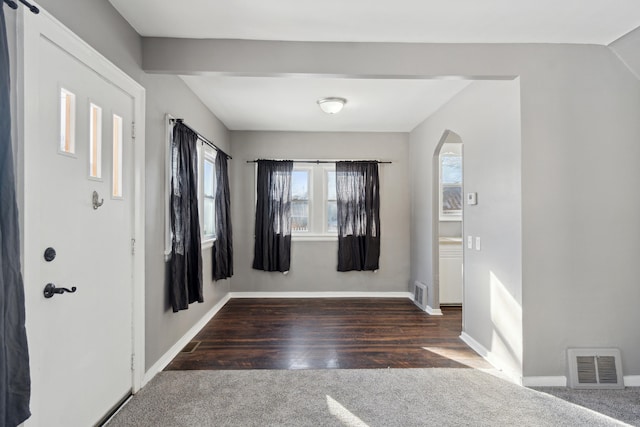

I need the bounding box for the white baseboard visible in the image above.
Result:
[142,293,231,387]
[521,374,640,388]
[460,332,523,385]
[425,305,443,316]
[624,375,640,387]
[229,291,413,299]
[522,375,640,387]
[522,376,567,387]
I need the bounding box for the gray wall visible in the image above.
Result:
[610,26,640,79]
[32,0,232,370]
[230,131,410,293]
[517,48,640,379]
[143,38,640,378]
[411,80,523,377]
[13,4,640,380]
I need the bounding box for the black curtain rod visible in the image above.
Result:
[170,118,232,160]
[3,0,40,14]
[246,160,392,164]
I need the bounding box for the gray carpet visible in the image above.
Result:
[534,387,640,426]
[107,369,638,426]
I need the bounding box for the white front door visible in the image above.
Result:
[20,9,144,426]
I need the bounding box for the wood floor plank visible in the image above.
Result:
[165,298,491,371]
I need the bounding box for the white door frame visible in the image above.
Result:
[17,7,146,393]
[431,130,464,315]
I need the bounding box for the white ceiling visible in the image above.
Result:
[109,0,640,132]
[180,75,473,132]
[110,0,640,44]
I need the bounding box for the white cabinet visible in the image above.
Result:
[439,238,463,305]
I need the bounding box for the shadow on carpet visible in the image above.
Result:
[107,369,637,426]
[533,387,640,427]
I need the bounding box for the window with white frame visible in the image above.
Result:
[290,164,336,237]
[165,117,217,259]
[200,147,217,242]
[439,151,462,221]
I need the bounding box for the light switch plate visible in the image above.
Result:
[467,236,473,249]
[475,237,481,251]
[467,192,477,205]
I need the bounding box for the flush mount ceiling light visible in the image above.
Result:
[317,97,347,114]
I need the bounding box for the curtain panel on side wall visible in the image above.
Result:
[336,161,381,271]
[212,153,233,280]
[253,160,293,272]
[169,123,203,311]
[0,6,31,426]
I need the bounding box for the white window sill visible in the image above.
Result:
[201,238,215,250]
[292,234,338,242]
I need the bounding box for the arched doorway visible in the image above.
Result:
[432,130,464,315]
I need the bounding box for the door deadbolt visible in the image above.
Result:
[44,247,56,262]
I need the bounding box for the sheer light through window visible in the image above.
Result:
[291,170,310,232]
[203,155,216,238]
[326,170,337,232]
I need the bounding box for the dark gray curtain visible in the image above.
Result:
[0,5,31,426]
[169,123,203,312]
[252,160,293,272]
[336,161,381,271]
[212,153,233,280]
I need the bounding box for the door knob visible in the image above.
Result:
[43,283,77,298]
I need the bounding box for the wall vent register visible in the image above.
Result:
[413,281,428,311]
[567,348,624,389]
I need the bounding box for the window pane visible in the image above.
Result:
[442,185,462,212]
[327,171,336,200]
[204,158,214,197]
[204,197,215,236]
[327,200,337,232]
[442,155,462,184]
[112,114,123,197]
[89,103,102,178]
[291,170,309,232]
[292,170,309,200]
[291,200,308,231]
[59,88,75,153]
[202,155,216,238]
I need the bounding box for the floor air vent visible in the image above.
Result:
[567,348,624,389]
[413,281,428,310]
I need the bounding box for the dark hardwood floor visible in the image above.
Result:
[165,298,491,371]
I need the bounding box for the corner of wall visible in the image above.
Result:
[609,27,640,81]
[461,332,523,385]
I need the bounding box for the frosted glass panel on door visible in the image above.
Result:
[112,114,123,197]
[59,88,76,154]
[89,103,102,178]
